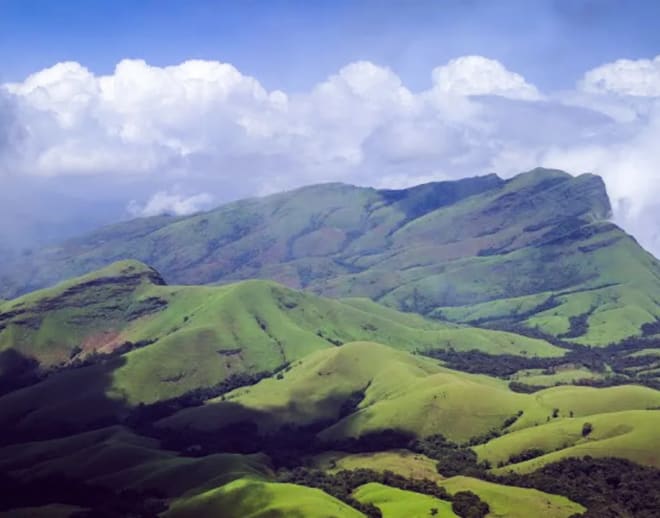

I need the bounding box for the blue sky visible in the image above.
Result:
[2,0,660,90]
[0,0,659,256]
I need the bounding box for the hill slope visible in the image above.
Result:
[2,168,659,345]
[159,341,660,452]
[0,261,563,435]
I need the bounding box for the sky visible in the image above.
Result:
[1,0,660,256]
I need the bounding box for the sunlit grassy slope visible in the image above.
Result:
[160,341,660,449]
[0,260,562,414]
[3,169,658,346]
[164,478,364,518]
[438,476,585,518]
[312,450,443,482]
[313,450,584,518]
[353,483,458,518]
[509,367,605,387]
[475,409,660,473]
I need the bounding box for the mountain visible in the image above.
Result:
[1,171,660,517]
[2,168,658,346]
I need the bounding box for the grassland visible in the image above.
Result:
[3,169,658,347]
[353,483,458,517]
[0,259,563,421]
[164,478,364,518]
[476,410,660,473]
[160,341,660,450]
[509,367,605,387]
[438,476,585,518]
[312,450,585,518]
[312,450,442,482]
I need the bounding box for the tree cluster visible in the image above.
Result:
[490,456,660,518]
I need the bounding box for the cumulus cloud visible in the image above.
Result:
[1,55,660,256]
[127,191,214,217]
[431,56,542,100]
[579,56,660,97]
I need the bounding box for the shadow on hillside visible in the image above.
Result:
[0,351,128,445]
[0,349,40,396]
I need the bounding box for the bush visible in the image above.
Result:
[451,491,490,518]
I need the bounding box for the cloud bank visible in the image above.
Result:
[1,55,660,256]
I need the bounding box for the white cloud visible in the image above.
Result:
[579,55,660,97]
[128,191,214,217]
[431,56,542,100]
[1,55,660,257]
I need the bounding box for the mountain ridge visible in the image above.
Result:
[1,168,657,346]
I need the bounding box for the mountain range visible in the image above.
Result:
[0,168,659,517]
[3,168,659,347]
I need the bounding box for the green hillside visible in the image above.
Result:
[0,169,658,516]
[0,261,565,435]
[438,476,585,518]
[2,169,658,345]
[312,450,584,518]
[160,341,660,449]
[165,478,365,518]
[353,483,458,518]
[476,409,660,473]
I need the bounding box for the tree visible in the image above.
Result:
[451,491,489,518]
[582,422,593,437]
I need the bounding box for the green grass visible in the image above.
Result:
[353,482,458,518]
[438,476,585,518]
[164,478,364,518]
[0,260,563,411]
[159,341,526,442]
[311,450,442,482]
[510,367,604,387]
[159,342,660,446]
[476,410,660,473]
[313,450,585,518]
[4,169,657,347]
[629,348,660,358]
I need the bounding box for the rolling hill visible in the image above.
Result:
[2,168,659,345]
[159,341,660,456]
[0,260,564,437]
[0,171,659,517]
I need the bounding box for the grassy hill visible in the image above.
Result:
[438,476,585,518]
[312,450,585,518]
[475,409,660,473]
[159,341,660,450]
[2,169,658,345]
[0,261,564,435]
[165,478,365,518]
[353,483,458,518]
